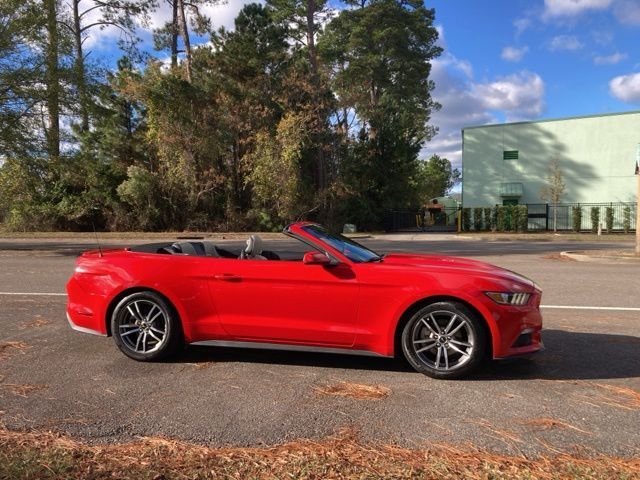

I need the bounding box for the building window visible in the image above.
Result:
[503,150,519,160]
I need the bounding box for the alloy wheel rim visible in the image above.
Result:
[411,310,474,371]
[118,300,167,354]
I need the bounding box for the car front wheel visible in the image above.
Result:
[111,291,182,361]
[401,301,487,379]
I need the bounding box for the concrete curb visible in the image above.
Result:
[368,234,472,241]
[560,250,640,263]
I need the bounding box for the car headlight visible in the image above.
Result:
[485,292,531,306]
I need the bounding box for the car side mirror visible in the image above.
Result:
[303,251,332,265]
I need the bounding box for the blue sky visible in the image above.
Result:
[83,0,640,170]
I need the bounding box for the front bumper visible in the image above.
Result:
[487,292,544,359]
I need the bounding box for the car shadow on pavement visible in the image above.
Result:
[181,345,414,373]
[180,329,639,381]
[474,329,640,381]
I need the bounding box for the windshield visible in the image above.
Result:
[301,225,382,263]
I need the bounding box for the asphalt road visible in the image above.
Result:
[0,236,639,457]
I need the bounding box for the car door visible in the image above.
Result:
[207,257,359,347]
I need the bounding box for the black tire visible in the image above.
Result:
[401,301,487,379]
[111,291,183,361]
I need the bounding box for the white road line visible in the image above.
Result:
[542,305,640,312]
[0,292,67,296]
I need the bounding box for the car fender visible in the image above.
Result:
[385,289,501,358]
[105,279,200,342]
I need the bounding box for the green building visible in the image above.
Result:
[461,111,640,208]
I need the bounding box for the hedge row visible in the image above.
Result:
[462,205,632,233]
[461,205,528,232]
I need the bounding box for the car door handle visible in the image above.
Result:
[214,273,241,282]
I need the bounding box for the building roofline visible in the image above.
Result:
[462,109,640,131]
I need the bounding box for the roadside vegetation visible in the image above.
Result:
[0,0,459,233]
[1,428,639,480]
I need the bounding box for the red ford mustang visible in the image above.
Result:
[66,222,543,379]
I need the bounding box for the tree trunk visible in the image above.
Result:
[177,0,191,82]
[72,0,89,132]
[44,0,60,161]
[305,0,319,83]
[305,0,324,192]
[171,0,178,68]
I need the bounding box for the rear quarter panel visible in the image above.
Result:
[67,251,222,341]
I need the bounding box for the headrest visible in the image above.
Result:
[244,235,263,257]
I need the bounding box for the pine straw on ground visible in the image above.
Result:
[542,253,576,262]
[1,428,639,480]
[592,384,640,410]
[0,341,30,360]
[0,382,48,398]
[519,418,592,436]
[315,381,391,399]
[19,318,51,329]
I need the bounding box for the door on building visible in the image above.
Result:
[502,199,519,206]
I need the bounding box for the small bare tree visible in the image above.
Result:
[540,158,566,232]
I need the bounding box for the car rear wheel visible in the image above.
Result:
[401,301,486,379]
[111,291,182,361]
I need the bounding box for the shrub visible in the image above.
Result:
[516,205,528,232]
[490,207,498,231]
[504,205,515,231]
[496,206,505,232]
[590,207,600,233]
[605,207,614,233]
[483,208,492,231]
[572,206,582,232]
[623,206,631,233]
[462,208,471,231]
[473,208,483,231]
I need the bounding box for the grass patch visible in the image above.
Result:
[315,381,391,399]
[1,427,639,480]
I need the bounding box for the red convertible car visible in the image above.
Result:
[66,222,543,379]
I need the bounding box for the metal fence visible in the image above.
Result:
[385,202,637,232]
[384,207,459,232]
[542,202,637,232]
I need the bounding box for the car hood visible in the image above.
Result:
[381,253,536,290]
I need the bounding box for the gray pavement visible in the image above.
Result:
[0,237,639,456]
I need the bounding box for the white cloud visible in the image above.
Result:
[424,51,545,169]
[543,0,613,17]
[501,46,529,62]
[435,24,446,48]
[591,29,614,46]
[80,1,263,52]
[148,1,263,31]
[594,52,628,65]
[613,0,640,25]
[609,72,640,104]
[473,72,546,120]
[549,35,583,51]
[543,0,640,26]
[514,17,532,37]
